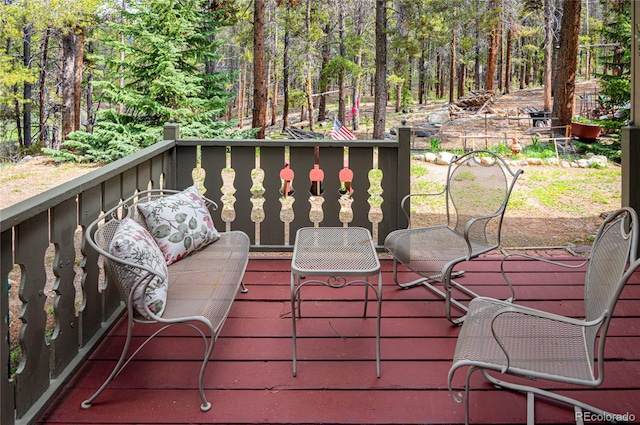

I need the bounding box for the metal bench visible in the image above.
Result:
[81,189,249,412]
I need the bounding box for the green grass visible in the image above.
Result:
[510,166,621,214]
[409,160,621,217]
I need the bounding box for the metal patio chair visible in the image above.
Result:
[448,207,639,424]
[384,150,523,324]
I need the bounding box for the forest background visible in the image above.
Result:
[0,0,632,164]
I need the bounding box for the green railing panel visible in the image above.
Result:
[0,128,410,424]
[50,198,80,378]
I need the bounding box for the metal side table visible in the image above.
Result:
[290,227,382,377]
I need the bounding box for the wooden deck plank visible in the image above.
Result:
[83,334,640,363]
[38,387,640,424]
[36,256,640,425]
[64,359,640,391]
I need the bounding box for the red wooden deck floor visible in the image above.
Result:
[37,252,640,424]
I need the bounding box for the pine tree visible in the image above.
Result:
[100,0,234,126]
[46,0,252,163]
[597,0,631,119]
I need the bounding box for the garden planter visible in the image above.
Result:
[571,122,601,140]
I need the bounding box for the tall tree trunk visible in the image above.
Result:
[435,53,441,97]
[518,35,525,90]
[23,23,32,147]
[418,48,425,104]
[543,0,553,111]
[14,90,23,147]
[282,4,290,131]
[271,68,278,126]
[373,0,387,139]
[39,28,50,146]
[119,0,126,115]
[266,56,272,125]
[253,0,267,139]
[317,22,329,122]
[497,22,503,92]
[352,0,365,131]
[86,41,94,133]
[74,27,84,131]
[552,0,582,127]
[449,21,456,103]
[338,3,346,124]
[439,61,445,98]
[474,0,481,90]
[457,63,465,99]
[61,31,75,140]
[485,0,499,93]
[238,62,245,128]
[271,4,278,127]
[352,42,363,131]
[504,26,512,94]
[304,0,314,131]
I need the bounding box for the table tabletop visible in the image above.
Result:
[291,227,380,276]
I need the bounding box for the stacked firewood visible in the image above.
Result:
[455,92,493,109]
[452,91,494,113]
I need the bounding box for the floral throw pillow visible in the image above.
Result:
[108,218,168,319]
[137,186,220,265]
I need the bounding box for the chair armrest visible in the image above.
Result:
[501,252,588,272]
[463,211,502,240]
[400,189,446,228]
[499,253,588,302]
[489,302,606,373]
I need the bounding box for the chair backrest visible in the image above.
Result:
[584,207,638,366]
[86,199,145,308]
[447,151,523,245]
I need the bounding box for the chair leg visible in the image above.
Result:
[240,280,248,293]
[481,369,622,422]
[197,329,216,412]
[82,318,216,412]
[463,366,480,425]
[393,269,470,324]
[81,317,137,409]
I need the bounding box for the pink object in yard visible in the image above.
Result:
[571,122,601,139]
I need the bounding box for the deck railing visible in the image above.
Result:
[0,124,411,424]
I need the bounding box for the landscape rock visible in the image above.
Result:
[427,110,450,124]
[436,151,455,165]
[577,159,590,168]
[423,152,437,163]
[545,158,559,166]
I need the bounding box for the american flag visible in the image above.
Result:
[329,118,357,140]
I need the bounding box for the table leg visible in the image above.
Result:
[376,271,382,378]
[291,272,298,377]
[363,276,370,317]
